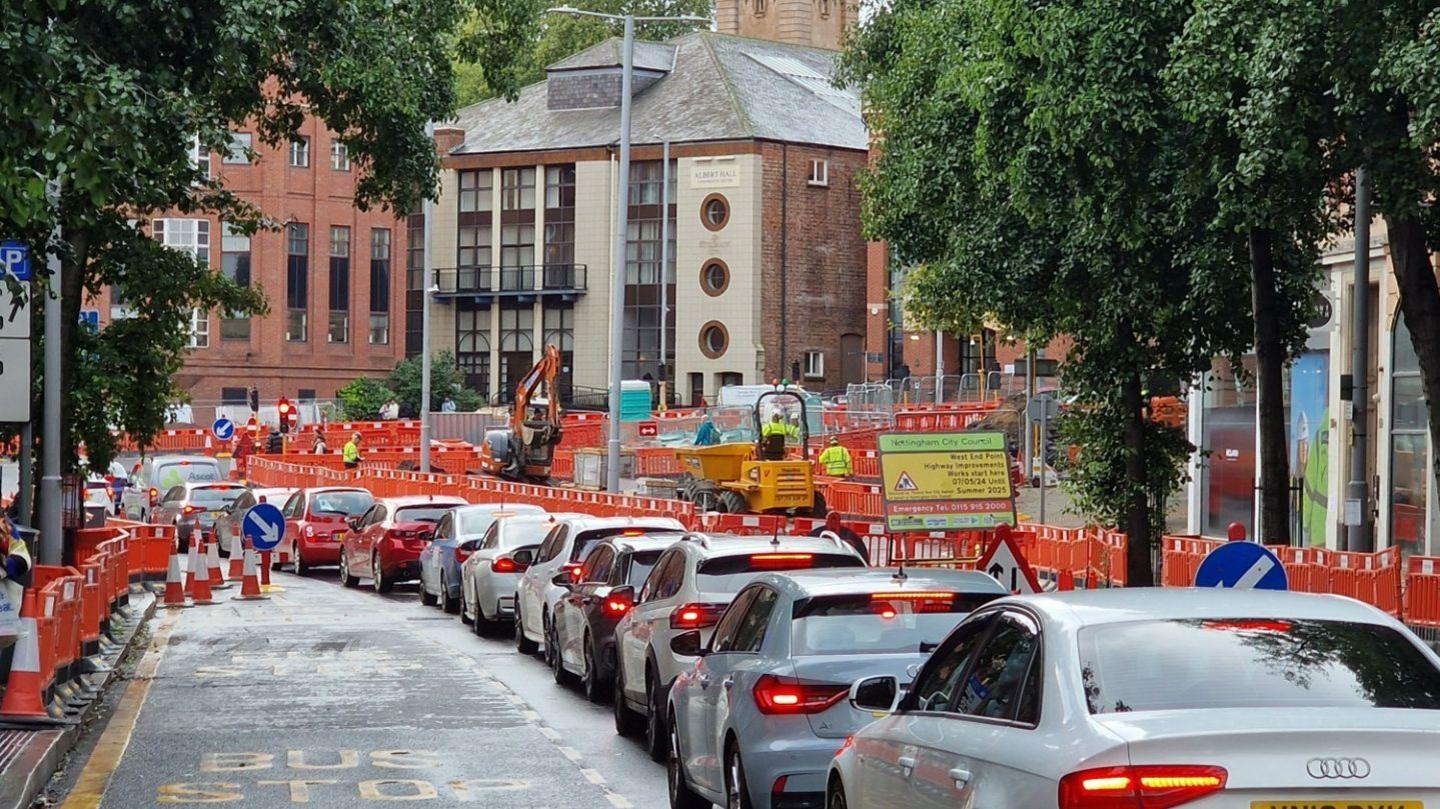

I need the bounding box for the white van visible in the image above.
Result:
[121,455,223,521]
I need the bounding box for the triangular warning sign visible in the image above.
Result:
[894,471,918,492]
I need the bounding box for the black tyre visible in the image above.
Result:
[459,581,474,625]
[645,669,669,763]
[725,743,753,809]
[340,557,359,589]
[515,604,538,655]
[420,583,438,606]
[441,575,460,614]
[826,779,849,809]
[717,491,748,514]
[549,623,572,685]
[372,555,394,593]
[811,489,829,518]
[581,636,606,704]
[667,720,709,809]
[291,550,308,577]
[613,671,644,737]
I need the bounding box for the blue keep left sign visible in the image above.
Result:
[1195,542,1288,591]
[0,241,31,281]
[243,503,285,551]
[212,417,235,441]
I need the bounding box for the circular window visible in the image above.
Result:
[700,259,730,296]
[701,193,731,231]
[698,321,729,359]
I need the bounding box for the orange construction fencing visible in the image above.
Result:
[821,481,884,519]
[1405,556,1440,628]
[634,447,685,478]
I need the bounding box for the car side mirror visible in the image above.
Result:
[512,548,536,566]
[849,675,901,714]
[670,630,707,658]
[551,572,574,588]
[347,517,361,530]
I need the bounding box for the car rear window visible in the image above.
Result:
[310,490,373,517]
[458,507,540,535]
[394,505,455,524]
[791,592,1000,656]
[570,527,678,561]
[626,550,664,586]
[155,461,220,487]
[190,487,244,507]
[697,552,863,594]
[1079,618,1440,714]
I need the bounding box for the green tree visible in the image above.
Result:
[387,351,485,414]
[337,377,393,421]
[842,0,1253,583]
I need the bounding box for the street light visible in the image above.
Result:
[545,5,707,493]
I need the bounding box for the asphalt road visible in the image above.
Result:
[54,569,671,808]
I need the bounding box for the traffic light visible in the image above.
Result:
[247,386,259,412]
[277,397,294,434]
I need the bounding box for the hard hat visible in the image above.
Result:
[829,436,839,445]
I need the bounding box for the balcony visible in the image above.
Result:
[433,264,587,303]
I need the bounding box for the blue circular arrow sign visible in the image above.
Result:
[243,502,286,551]
[1195,542,1288,591]
[212,417,235,441]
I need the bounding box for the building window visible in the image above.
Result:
[699,321,729,359]
[191,136,211,180]
[220,223,251,340]
[289,137,310,168]
[808,158,829,187]
[456,305,491,398]
[700,259,730,296]
[500,223,535,290]
[459,170,494,213]
[286,223,309,342]
[223,132,252,165]
[818,0,830,16]
[804,350,825,379]
[544,165,576,285]
[627,161,663,206]
[623,160,677,381]
[701,193,730,231]
[154,219,211,348]
[499,306,534,403]
[221,388,248,407]
[369,228,391,345]
[189,308,210,349]
[406,214,425,291]
[457,223,493,291]
[754,0,766,15]
[543,306,575,401]
[501,167,536,211]
[330,141,350,171]
[1391,315,1430,556]
[328,226,351,343]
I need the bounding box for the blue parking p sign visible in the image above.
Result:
[0,242,31,281]
[1195,542,1288,591]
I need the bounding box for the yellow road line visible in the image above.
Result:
[61,616,177,809]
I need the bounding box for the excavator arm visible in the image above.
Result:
[511,344,562,436]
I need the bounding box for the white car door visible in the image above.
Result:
[620,548,683,706]
[522,525,564,641]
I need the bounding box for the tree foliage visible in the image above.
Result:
[337,377,393,422]
[387,351,486,415]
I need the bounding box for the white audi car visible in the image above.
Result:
[829,588,1440,809]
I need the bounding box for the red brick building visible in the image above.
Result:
[101,116,410,411]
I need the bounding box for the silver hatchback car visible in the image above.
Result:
[666,568,1007,809]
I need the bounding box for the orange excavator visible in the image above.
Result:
[480,345,564,483]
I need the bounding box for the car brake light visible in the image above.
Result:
[753,674,848,715]
[492,556,522,573]
[391,530,418,540]
[749,553,814,570]
[603,591,633,616]
[1201,619,1292,633]
[455,546,473,564]
[563,562,584,582]
[148,487,159,504]
[182,505,203,516]
[621,529,644,536]
[1059,766,1227,809]
[871,591,956,614]
[670,602,726,629]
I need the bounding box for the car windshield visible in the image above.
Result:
[697,553,864,593]
[571,526,679,562]
[155,461,220,487]
[1079,618,1440,714]
[791,592,1002,656]
[458,507,539,535]
[394,505,455,524]
[190,487,244,507]
[310,490,373,517]
[627,550,664,586]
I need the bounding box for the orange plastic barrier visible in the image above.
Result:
[634,447,685,477]
[821,481,885,519]
[1405,556,1440,628]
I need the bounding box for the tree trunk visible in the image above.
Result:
[1121,371,1155,586]
[1386,215,1440,512]
[1250,228,1291,545]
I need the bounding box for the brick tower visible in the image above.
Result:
[714,0,855,50]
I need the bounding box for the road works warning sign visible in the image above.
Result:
[878,431,1017,531]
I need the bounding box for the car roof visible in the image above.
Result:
[306,486,370,495]
[558,515,687,532]
[453,503,546,515]
[251,487,294,498]
[998,587,1395,628]
[379,495,468,507]
[599,533,688,554]
[183,481,244,491]
[765,568,1009,598]
[152,455,218,465]
[678,534,865,559]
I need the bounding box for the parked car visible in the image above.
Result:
[121,455,223,521]
[213,487,295,554]
[461,513,582,634]
[151,482,247,550]
[666,568,1006,809]
[515,515,687,661]
[419,503,545,612]
[613,534,866,762]
[551,534,684,702]
[828,589,1440,809]
[338,495,467,592]
[278,487,375,575]
[83,476,113,528]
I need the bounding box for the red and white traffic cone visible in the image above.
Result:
[260,552,272,587]
[191,543,216,606]
[184,540,202,598]
[227,535,245,580]
[163,550,188,608]
[0,589,51,721]
[235,550,267,601]
[206,540,230,590]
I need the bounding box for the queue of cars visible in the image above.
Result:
[127,454,1440,809]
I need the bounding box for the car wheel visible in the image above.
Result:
[291,549,308,576]
[613,670,644,737]
[581,636,606,704]
[667,720,709,809]
[826,779,848,809]
[459,579,474,625]
[645,667,669,763]
[515,603,538,655]
[549,622,572,685]
[725,743,753,809]
[340,556,359,589]
[441,574,460,614]
[372,555,394,593]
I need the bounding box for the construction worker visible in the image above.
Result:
[818,436,854,478]
[809,511,868,564]
[312,425,329,454]
[762,412,800,441]
[694,415,719,446]
[0,515,33,587]
[343,432,364,469]
[760,412,796,460]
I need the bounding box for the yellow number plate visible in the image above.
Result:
[1255,794,1422,800]
[1252,802,1422,809]
[333,532,346,543]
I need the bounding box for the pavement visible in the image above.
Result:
[42,570,668,808]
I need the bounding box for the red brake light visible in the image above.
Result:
[753,674,848,715]
[148,487,159,503]
[1059,766,1227,809]
[870,591,957,614]
[750,553,814,570]
[179,461,190,466]
[621,529,644,537]
[492,556,522,574]
[1201,619,1292,633]
[603,591,633,616]
[455,546,473,564]
[670,602,726,629]
[182,505,203,515]
[563,562,584,582]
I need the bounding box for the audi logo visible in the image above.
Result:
[1306,758,1371,779]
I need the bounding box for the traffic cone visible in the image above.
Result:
[191,544,216,606]
[1057,569,1075,592]
[0,589,52,720]
[235,550,267,600]
[184,540,202,598]
[164,550,188,608]
[227,535,245,580]
[206,540,230,590]
[260,552,272,587]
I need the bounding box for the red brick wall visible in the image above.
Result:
[759,143,869,390]
[99,115,409,406]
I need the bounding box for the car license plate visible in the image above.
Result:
[1249,794,1416,800]
[1252,802,1422,809]
[333,532,346,543]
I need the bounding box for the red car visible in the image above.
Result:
[278,487,375,575]
[339,495,467,592]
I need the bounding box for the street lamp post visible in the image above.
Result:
[546,6,707,493]
[420,122,435,476]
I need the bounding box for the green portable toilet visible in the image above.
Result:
[619,380,652,422]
